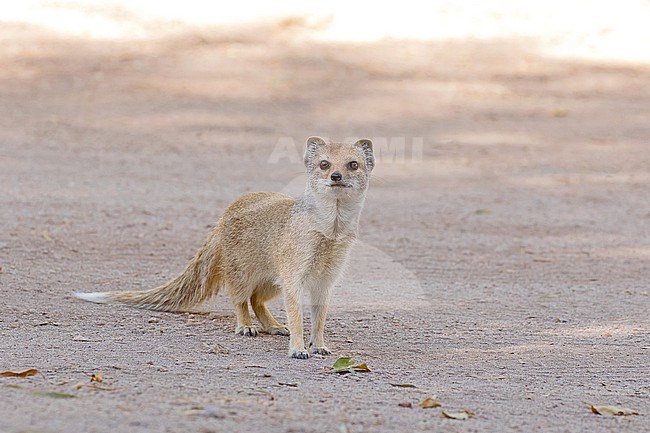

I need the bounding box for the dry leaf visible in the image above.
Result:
[32,391,76,399]
[205,343,230,354]
[352,363,371,373]
[591,405,640,416]
[442,409,472,420]
[75,382,120,391]
[420,397,442,408]
[0,369,39,378]
[34,321,63,327]
[182,407,224,418]
[398,402,412,408]
[74,371,121,390]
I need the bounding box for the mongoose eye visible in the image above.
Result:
[348,161,359,170]
[319,160,330,170]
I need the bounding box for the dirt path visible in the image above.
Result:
[1,23,649,433]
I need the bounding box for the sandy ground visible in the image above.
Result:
[1,19,649,433]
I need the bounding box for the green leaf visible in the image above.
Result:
[331,357,355,373]
[330,357,371,374]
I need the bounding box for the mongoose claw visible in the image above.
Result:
[268,325,290,336]
[236,326,259,337]
[289,349,310,359]
[310,346,331,356]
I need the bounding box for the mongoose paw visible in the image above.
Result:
[311,347,331,356]
[309,343,331,355]
[236,325,259,337]
[268,325,290,336]
[289,348,310,359]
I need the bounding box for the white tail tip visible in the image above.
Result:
[74,292,110,304]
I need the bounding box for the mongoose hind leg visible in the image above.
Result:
[251,286,289,336]
[234,302,258,337]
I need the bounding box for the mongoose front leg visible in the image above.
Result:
[308,284,332,355]
[235,301,258,337]
[283,284,308,359]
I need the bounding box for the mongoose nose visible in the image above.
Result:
[330,172,342,182]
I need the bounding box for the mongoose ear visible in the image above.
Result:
[354,138,375,171]
[304,136,327,167]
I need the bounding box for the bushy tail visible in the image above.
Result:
[75,242,222,312]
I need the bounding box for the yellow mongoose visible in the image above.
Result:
[76,136,374,359]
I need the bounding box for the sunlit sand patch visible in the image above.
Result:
[3,1,650,63]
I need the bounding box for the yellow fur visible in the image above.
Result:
[76,136,375,358]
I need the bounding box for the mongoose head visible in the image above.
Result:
[303,136,374,197]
